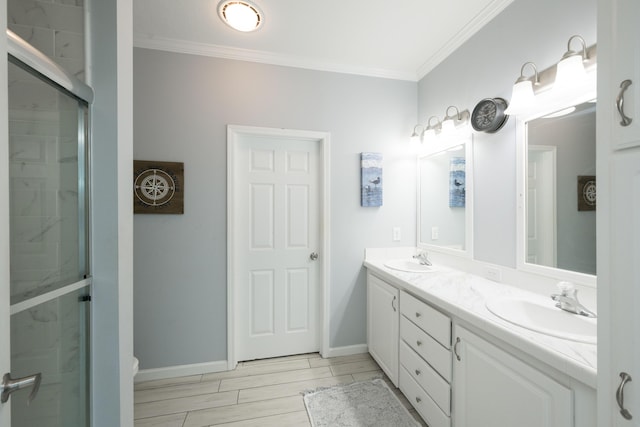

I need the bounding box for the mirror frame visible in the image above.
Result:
[417,133,474,258]
[515,74,597,287]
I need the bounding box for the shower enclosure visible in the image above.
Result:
[2,30,93,426]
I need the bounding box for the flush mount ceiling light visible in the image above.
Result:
[217,0,263,32]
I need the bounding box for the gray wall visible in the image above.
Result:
[133,50,417,368]
[418,0,597,268]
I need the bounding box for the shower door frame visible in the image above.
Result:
[0,29,94,426]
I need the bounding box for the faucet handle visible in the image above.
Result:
[557,281,576,296]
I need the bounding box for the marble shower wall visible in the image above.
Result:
[8,0,85,80]
[8,60,82,303]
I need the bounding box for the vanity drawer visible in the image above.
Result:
[400,340,450,415]
[400,291,451,348]
[400,366,450,427]
[400,315,452,382]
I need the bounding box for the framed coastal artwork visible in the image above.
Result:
[134,160,184,214]
[449,157,465,208]
[361,152,382,207]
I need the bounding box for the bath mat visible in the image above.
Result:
[303,378,420,427]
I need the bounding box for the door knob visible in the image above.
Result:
[309,252,319,261]
[1,372,42,404]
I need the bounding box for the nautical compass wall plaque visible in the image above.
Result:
[577,175,596,211]
[134,160,184,214]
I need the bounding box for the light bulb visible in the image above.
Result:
[554,54,587,91]
[219,1,262,32]
[505,80,536,116]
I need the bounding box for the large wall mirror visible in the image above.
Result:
[518,100,596,285]
[418,136,473,257]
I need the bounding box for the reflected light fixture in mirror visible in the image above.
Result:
[505,62,539,116]
[218,0,264,32]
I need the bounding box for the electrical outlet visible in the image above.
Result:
[431,226,439,240]
[392,227,401,241]
[485,267,502,282]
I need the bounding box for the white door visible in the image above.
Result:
[526,146,556,267]
[598,0,640,425]
[229,126,326,363]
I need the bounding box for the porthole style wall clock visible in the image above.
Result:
[471,97,509,133]
[133,160,184,214]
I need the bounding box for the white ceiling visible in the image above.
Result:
[133,0,513,81]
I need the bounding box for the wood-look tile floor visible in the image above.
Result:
[134,352,428,427]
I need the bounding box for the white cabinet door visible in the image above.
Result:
[597,0,640,424]
[367,273,399,386]
[452,326,572,427]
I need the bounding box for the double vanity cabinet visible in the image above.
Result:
[366,267,596,427]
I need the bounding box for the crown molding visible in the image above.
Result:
[133,33,418,82]
[416,0,514,80]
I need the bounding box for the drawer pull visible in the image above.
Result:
[415,397,422,403]
[416,340,422,346]
[415,369,421,376]
[415,312,421,318]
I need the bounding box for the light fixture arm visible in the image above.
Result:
[516,62,539,85]
[563,35,588,61]
[425,116,441,131]
[445,105,461,121]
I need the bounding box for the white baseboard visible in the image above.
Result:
[135,359,228,383]
[322,343,368,359]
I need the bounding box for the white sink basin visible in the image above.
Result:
[486,295,597,344]
[384,259,436,273]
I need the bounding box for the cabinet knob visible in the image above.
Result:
[415,312,421,318]
[415,397,422,403]
[416,340,422,346]
[415,369,421,376]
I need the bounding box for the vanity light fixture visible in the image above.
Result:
[410,124,424,144]
[217,0,264,32]
[554,35,588,91]
[505,36,596,117]
[441,106,470,134]
[504,62,539,116]
[422,116,442,141]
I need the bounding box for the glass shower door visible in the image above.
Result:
[7,56,90,426]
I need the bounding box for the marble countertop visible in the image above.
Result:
[363,259,597,389]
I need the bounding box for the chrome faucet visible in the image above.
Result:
[551,282,597,318]
[412,251,432,266]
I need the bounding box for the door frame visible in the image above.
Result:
[226,125,330,369]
